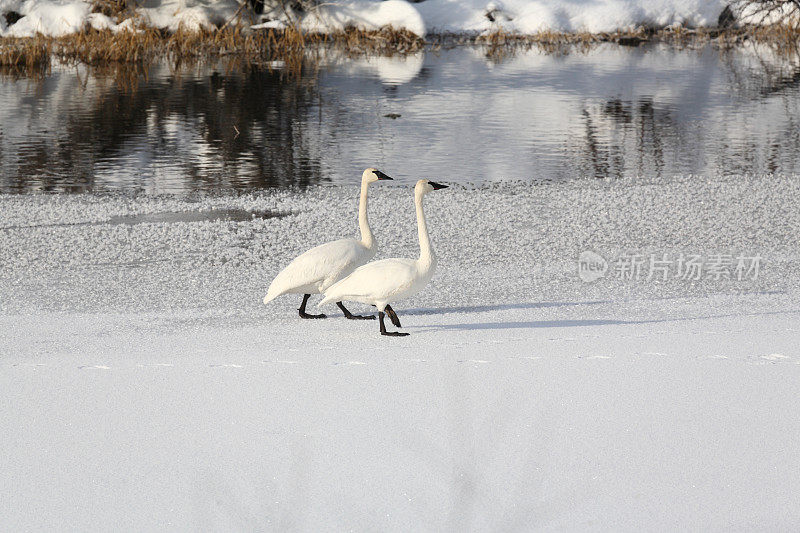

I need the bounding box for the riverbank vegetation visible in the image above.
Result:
[1,0,799,77]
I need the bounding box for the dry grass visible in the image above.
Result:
[322,27,424,54]
[0,24,424,73]
[55,27,163,64]
[1,20,799,81]
[741,22,800,44]
[0,36,51,69]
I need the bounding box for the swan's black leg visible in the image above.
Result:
[384,305,402,328]
[379,311,409,337]
[337,302,375,320]
[299,293,326,319]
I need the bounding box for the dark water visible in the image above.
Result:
[2,42,800,194]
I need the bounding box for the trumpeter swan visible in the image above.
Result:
[319,179,448,336]
[263,168,393,319]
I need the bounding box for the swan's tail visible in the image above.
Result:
[263,283,281,305]
[317,292,337,307]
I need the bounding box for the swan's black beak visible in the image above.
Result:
[374,171,393,180]
[429,181,448,190]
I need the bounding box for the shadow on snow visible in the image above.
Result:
[408,308,800,332]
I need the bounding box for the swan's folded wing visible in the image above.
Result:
[322,258,417,303]
[266,238,368,299]
[293,239,364,279]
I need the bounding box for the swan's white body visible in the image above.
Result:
[263,169,387,305]
[319,180,440,312]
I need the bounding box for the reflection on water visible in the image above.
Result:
[1,42,800,193]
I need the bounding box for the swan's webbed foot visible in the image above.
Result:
[337,302,375,320]
[299,294,327,319]
[384,305,402,328]
[300,311,327,319]
[379,311,409,336]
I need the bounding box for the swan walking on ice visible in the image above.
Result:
[263,168,393,319]
[319,179,448,336]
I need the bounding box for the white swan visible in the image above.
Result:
[319,179,448,336]
[263,168,393,319]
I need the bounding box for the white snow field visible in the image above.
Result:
[2,174,800,530]
[0,0,761,39]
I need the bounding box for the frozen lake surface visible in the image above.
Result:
[2,41,800,193]
[2,173,800,529]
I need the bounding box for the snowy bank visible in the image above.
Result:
[416,0,727,34]
[0,0,773,39]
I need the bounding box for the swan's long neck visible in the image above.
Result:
[415,191,435,268]
[358,180,374,249]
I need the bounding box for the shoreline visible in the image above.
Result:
[1,24,798,75]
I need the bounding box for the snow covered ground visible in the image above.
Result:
[0,0,747,39]
[2,175,800,529]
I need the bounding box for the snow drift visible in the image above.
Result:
[0,0,765,39]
